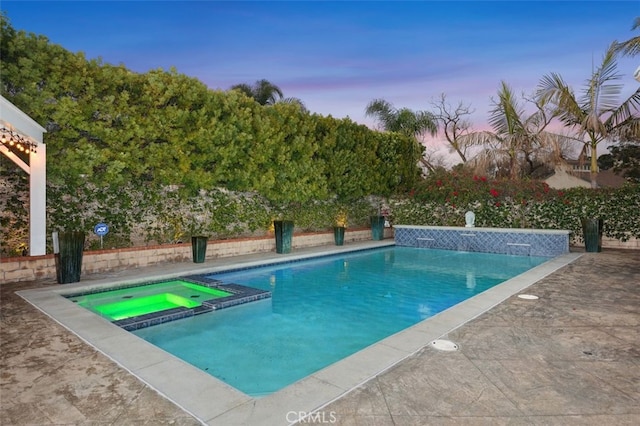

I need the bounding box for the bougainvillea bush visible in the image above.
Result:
[391,170,640,243]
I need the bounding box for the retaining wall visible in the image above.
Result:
[1,228,391,284]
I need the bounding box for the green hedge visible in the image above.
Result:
[1,172,638,255]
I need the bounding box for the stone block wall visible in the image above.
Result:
[1,228,387,284]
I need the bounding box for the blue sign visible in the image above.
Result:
[94,222,109,236]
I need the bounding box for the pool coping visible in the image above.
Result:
[17,241,581,426]
[393,224,572,234]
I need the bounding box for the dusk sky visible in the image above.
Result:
[2,1,638,158]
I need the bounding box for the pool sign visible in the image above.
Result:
[94,222,109,236]
[94,222,109,249]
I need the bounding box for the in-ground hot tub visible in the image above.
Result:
[394,225,571,256]
[66,278,270,330]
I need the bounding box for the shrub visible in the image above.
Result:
[2,163,638,255]
[393,171,640,244]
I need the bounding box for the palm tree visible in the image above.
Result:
[231,79,284,105]
[365,99,437,138]
[537,42,640,188]
[230,79,307,111]
[365,99,438,171]
[460,81,560,180]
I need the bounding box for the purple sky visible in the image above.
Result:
[2,1,638,159]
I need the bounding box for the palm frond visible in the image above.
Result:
[605,86,640,129]
[280,97,308,113]
[365,99,437,138]
[365,99,395,130]
[230,79,284,106]
[458,130,498,148]
[255,79,283,105]
[579,42,623,114]
[615,16,640,57]
[488,81,526,136]
[230,83,253,98]
[537,72,584,127]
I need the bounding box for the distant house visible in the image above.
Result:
[544,159,627,189]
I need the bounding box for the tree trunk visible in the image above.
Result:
[590,145,598,188]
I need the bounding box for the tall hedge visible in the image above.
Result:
[0,16,420,253]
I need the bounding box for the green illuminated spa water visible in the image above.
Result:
[94,293,201,320]
[70,280,232,320]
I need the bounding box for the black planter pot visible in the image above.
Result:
[334,226,345,246]
[581,218,603,253]
[274,220,294,254]
[191,236,208,263]
[56,231,85,284]
[370,216,385,241]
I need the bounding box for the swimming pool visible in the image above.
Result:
[19,241,579,424]
[131,246,549,396]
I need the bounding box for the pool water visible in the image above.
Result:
[132,247,549,396]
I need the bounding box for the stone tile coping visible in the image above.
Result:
[17,241,581,426]
[394,224,572,234]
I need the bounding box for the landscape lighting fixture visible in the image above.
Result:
[0,126,37,155]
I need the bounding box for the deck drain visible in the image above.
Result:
[517,294,539,300]
[431,339,459,351]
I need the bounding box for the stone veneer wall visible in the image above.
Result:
[1,228,392,284]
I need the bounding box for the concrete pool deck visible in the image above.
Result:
[2,242,639,425]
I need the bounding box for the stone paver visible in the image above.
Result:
[1,248,639,425]
[322,249,640,425]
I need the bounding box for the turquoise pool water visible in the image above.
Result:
[132,247,549,396]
